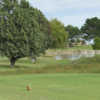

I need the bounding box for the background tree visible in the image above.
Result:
[0,0,51,67]
[50,18,68,48]
[65,25,80,40]
[65,25,81,47]
[81,17,100,40]
[92,37,100,50]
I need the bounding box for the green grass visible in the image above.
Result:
[0,74,100,100]
[0,55,100,74]
[0,56,70,74]
[68,45,92,50]
[0,46,99,100]
[47,45,92,52]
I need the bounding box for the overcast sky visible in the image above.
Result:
[29,0,100,28]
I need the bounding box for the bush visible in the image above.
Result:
[92,37,100,50]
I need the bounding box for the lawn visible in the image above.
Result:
[47,45,92,52]
[0,74,100,100]
[0,47,100,100]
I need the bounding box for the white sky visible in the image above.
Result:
[29,0,100,28]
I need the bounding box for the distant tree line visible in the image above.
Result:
[65,17,100,49]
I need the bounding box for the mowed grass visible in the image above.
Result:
[0,74,100,100]
[0,46,100,100]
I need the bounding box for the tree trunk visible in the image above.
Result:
[10,57,16,68]
[31,56,37,64]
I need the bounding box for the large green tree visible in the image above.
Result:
[50,19,68,48]
[0,0,51,67]
[81,17,100,40]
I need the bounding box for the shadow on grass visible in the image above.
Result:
[0,64,28,69]
[0,64,10,69]
[0,63,36,69]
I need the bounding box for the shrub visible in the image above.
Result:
[92,37,100,50]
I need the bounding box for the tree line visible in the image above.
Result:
[0,0,100,67]
[66,17,100,49]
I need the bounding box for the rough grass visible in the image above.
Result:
[0,54,100,75]
[0,74,100,100]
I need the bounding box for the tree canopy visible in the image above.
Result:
[0,0,51,67]
[50,19,68,48]
[81,17,100,40]
[65,25,80,40]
